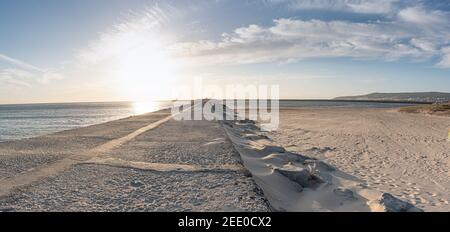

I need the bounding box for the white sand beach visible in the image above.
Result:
[262,108,450,211]
[0,104,448,212]
[0,108,269,212]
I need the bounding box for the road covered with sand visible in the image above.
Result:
[267,107,450,211]
[0,108,269,211]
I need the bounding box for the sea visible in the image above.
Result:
[0,100,418,142]
[0,101,173,142]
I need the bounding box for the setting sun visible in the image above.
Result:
[132,101,162,114]
[115,36,178,102]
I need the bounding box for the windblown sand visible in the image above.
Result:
[267,108,450,211]
[0,105,447,212]
[0,109,269,212]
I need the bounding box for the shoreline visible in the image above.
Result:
[0,107,269,212]
[0,101,418,143]
[0,99,431,107]
[0,104,174,143]
[0,114,142,144]
[1,105,447,211]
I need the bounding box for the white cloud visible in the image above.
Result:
[40,71,64,83]
[0,54,44,72]
[171,16,448,66]
[437,47,450,68]
[398,6,450,25]
[410,38,437,52]
[0,69,33,87]
[0,54,64,85]
[0,69,33,79]
[268,0,400,14]
[76,5,176,66]
[346,0,398,14]
[65,1,450,73]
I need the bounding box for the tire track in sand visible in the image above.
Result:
[0,111,177,198]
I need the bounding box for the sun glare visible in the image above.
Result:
[132,101,161,114]
[115,33,178,103]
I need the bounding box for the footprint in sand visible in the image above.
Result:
[428,192,438,197]
[389,184,398,189]
[400,179,408,184]
[373,180,382,184]
[439,199,449,205]
[431,202,442,207]
[417,197,428,204]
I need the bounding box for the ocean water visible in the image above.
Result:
[0,101,173,142]
[0,100,417,142]
[231,99,418,109]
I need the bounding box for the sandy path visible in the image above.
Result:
[0,110,172,180]
[0,108,268,212]
[0,111,175,197]
[268,108,450,211]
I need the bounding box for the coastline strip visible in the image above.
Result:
[0,111,177,198]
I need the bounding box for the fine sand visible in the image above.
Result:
[0,104,447,212]
[0,108,269,212]
[264,107,450,211]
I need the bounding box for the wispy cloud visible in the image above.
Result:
[0,69,33,87]
[0,53,63,86]
[5,0,448,92]
[76,4,180,66]
[170,3,450,68]
[0,54,44,72]
[267,0,403,14]
[437,47,450,68]
[397,6,450,25]
[73,0,450,71]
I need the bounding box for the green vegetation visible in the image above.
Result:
[335,92,450,103]
[399,103,450,116]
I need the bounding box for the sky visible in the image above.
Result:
[1,0,450,104]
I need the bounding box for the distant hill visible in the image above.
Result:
[334,92,450,103]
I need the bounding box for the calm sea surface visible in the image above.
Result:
[0,100,417,142]
[0,101,173,142]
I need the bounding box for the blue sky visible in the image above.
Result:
[1,0,450,103]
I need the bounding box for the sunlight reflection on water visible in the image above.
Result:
[0,101,173,142]
[132,101,163,115]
